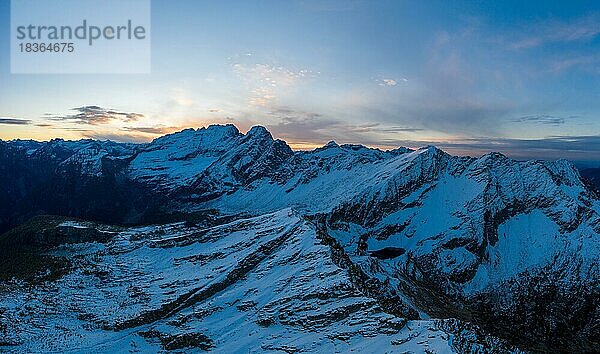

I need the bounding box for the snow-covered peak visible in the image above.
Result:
[324,140,340,149]
[414,145,448,158]
[245,125,271,139]
[127,125,292,192]
[126,125,247,189]
[149,124,241,149]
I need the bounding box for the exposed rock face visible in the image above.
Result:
[0,124,598,352]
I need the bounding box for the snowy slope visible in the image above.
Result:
[0,211,518,353]
[127,125,241,190]
[184,140,598,295]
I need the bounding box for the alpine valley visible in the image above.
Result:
[0,124,598,353]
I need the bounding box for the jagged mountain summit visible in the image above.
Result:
[0,124,598,353]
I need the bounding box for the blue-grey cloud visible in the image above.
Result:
[265,106,423,144]
[511,114,578,126]
[48,106,144,125]
[353,100,513,136]
[0,118,32,125]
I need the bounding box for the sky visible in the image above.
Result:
[1,0,600,164]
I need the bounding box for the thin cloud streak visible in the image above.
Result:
[510,14,600,49]
[511,114,578,126]
[124,126,182,135]
[48,106,144,125]
[0,118,32,125]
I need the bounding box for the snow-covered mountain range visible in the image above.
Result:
[0,124,598,352]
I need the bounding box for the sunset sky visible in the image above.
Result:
[1,0,600,163]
